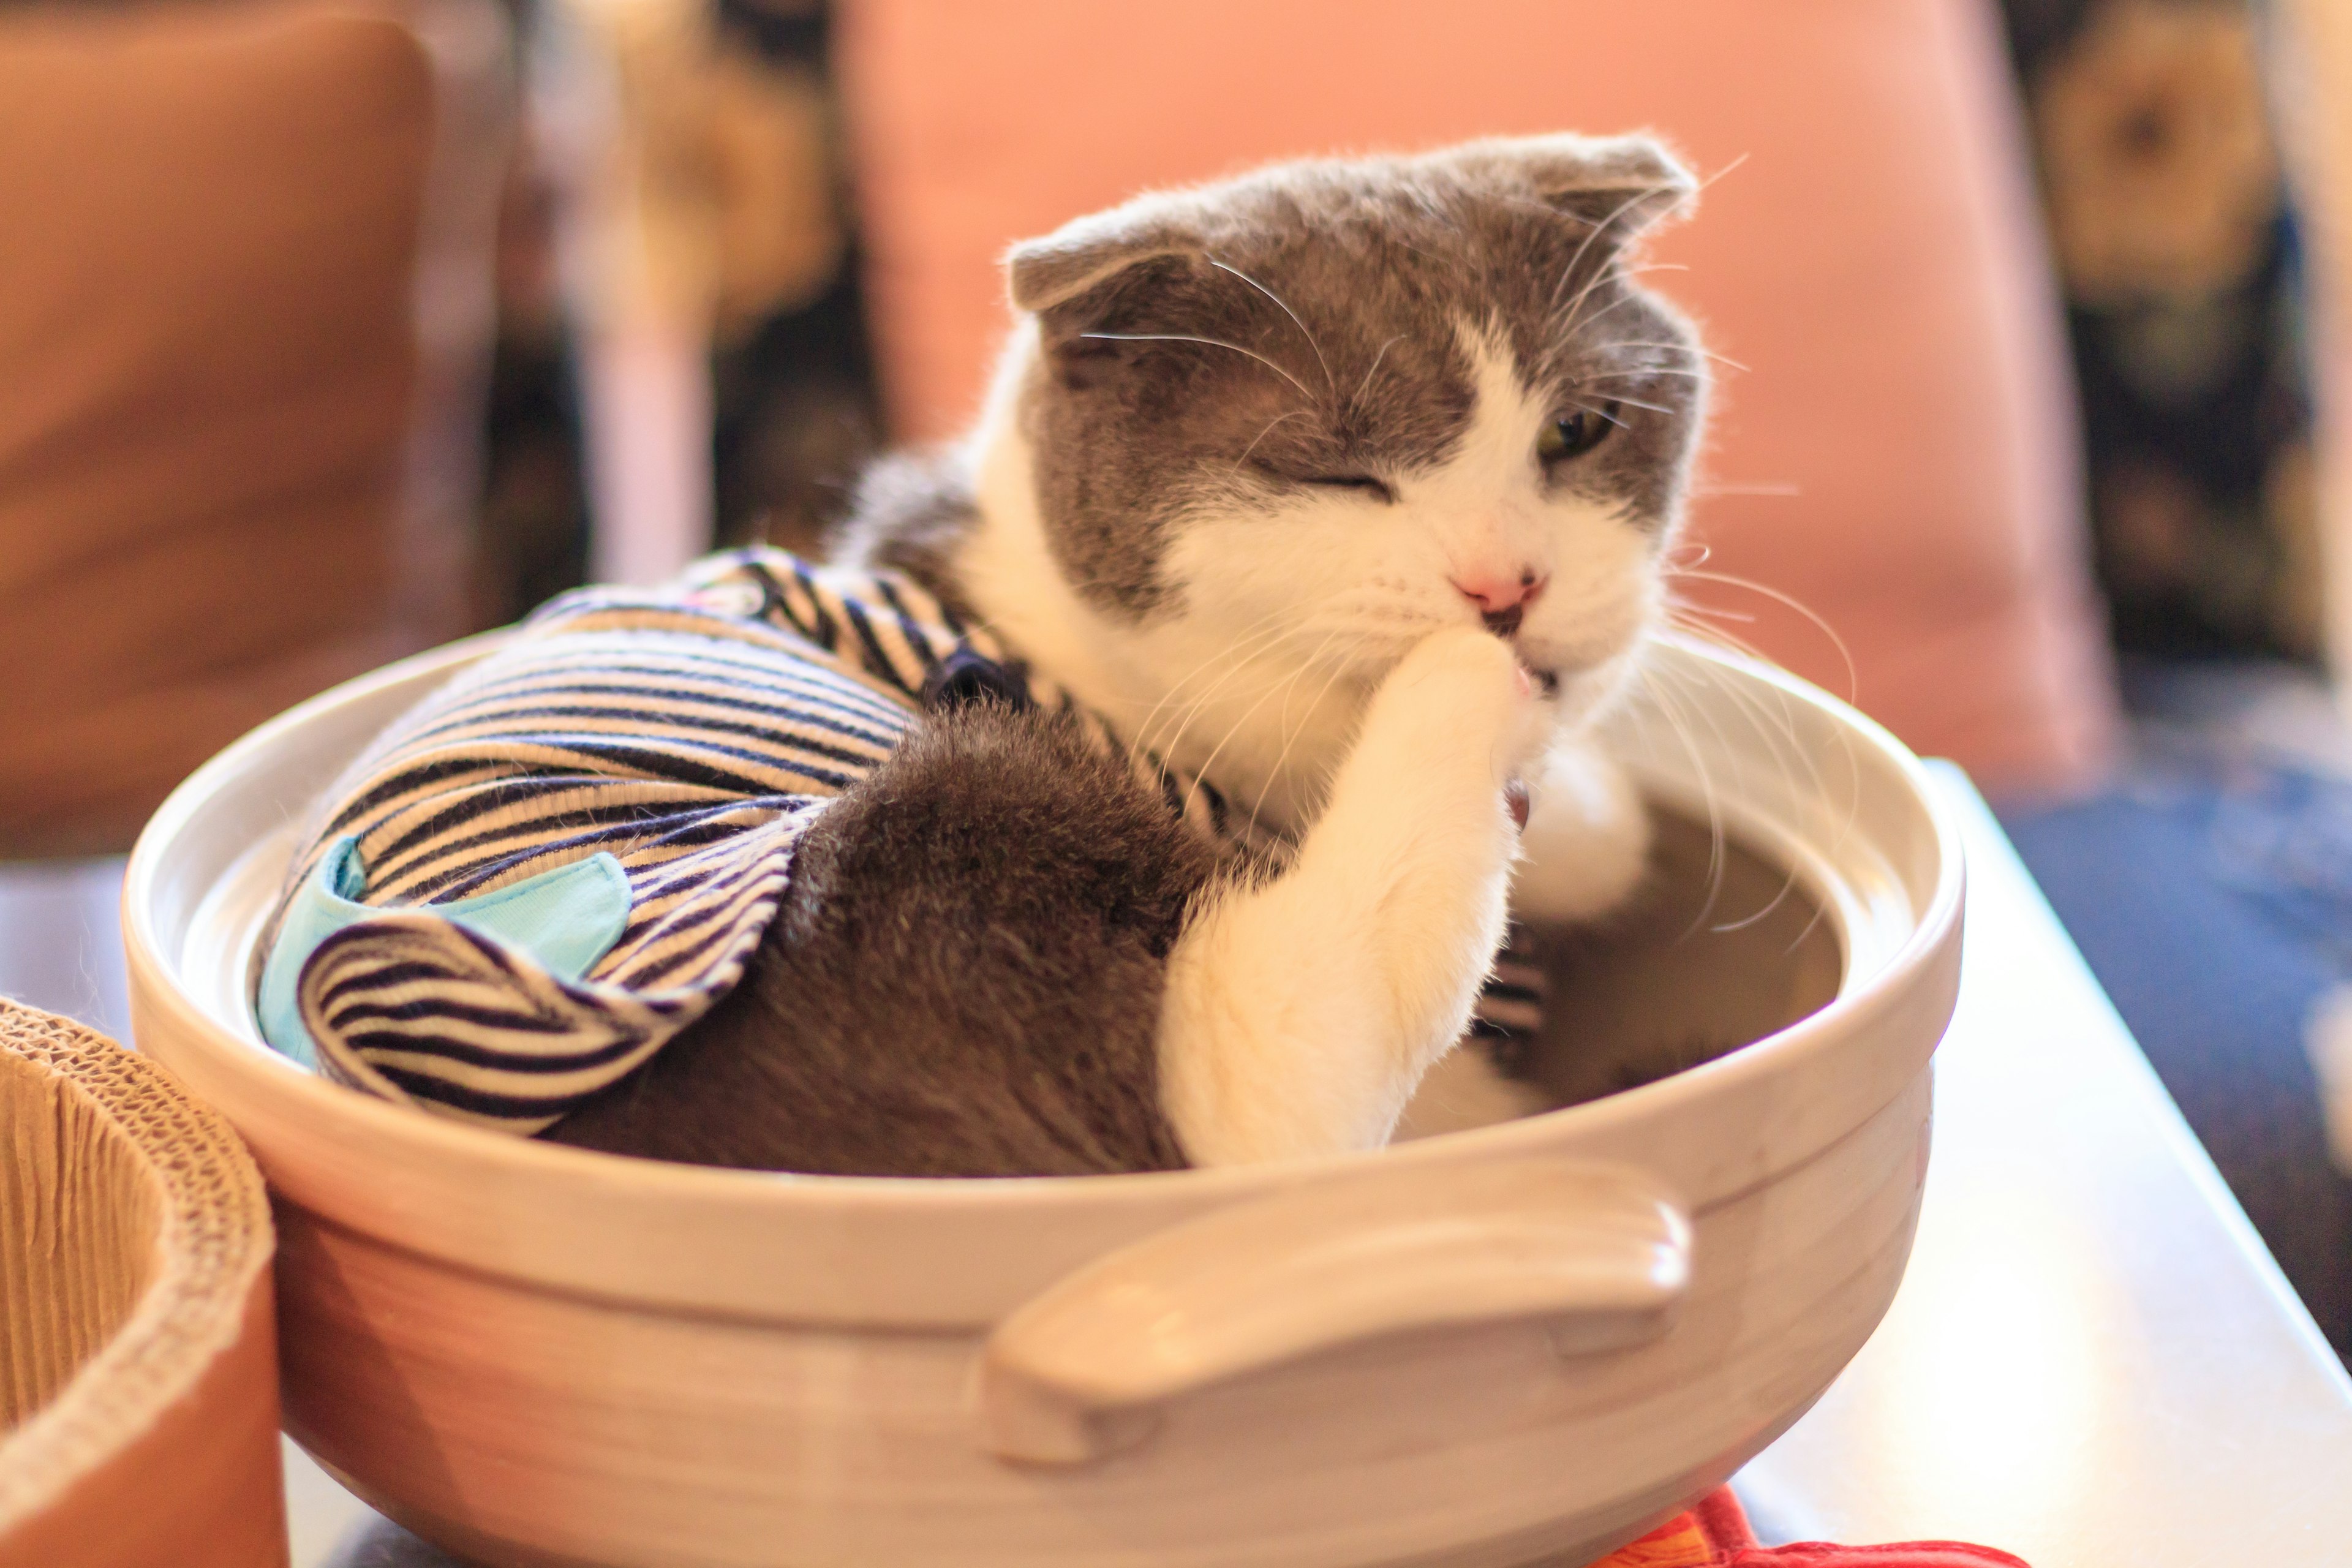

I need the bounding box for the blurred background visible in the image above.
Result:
[6,0,2352,1387]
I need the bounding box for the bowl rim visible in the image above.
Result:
[123,628,1965,1216]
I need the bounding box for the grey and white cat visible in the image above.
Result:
[551,132,1708,1176]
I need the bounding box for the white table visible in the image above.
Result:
[1735,768,2352,1562]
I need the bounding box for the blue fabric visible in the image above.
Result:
[1999,742,2352,1360]
[257,837,631,1070]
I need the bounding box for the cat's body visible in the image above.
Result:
[549,134,1707,1175]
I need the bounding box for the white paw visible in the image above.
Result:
[1513,742,1651,924]
[1160,631,1558,1167]
[1359,627,1548,796]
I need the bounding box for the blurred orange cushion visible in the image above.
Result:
[835,0,2120,793]
[0,2,450,855]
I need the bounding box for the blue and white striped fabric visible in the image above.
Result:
[255,547,1547,1135]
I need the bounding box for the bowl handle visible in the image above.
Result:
[971,1155,1691,1465]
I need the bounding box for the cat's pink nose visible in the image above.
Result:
[1453,569,1547,615]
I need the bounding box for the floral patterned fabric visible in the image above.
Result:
[473,0,880,624]
[2003,0,2321,660]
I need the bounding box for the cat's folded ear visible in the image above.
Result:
[1452,132,1699,241]
[1005,197,1204,316]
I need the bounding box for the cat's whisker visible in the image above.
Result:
[1234,410,1310,472]
[1651,652,1811,941]
[1131,648,1268,754]
[1135,622,1324,760]
[1665,595,1757,627]
[1242,625,1358,839]
[1689,481,1801,497]
[1578,368,1709,382]
[1667,568,1854,703]
[1646,658,1768,940]
[1125,611,1318,754]
[1665,609,1776,662]
[1693,149,1752,197]
[1651,655,1831,944]
[1351,334,1404,410]
[1079,331,1318,404]
[1632,657,1727,935]
[1548,184,1674,315]
[1644,652,1747,868]
[1574,390,1674,417]
[1555,274,1685,341]
[1210,257,1336,396]
[1660,619,1837,819]
[1555,260,1686,323]
[1144,620,1344,766]
[1245,623,1373,839]
[1659,641,1820,843]
[1608,342,1750,374]
[1128,606,1298,717]
[1659,619,1862,938]
[1648,654,1793,933]
[1624,260,1692,276]
[1555,263,1625,340]
[1182,635,1346,821]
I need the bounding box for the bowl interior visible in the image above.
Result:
[1395,807,1842,1138]
[1537,807,1843,1102]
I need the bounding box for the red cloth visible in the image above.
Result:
[1591,1488,2031,1568]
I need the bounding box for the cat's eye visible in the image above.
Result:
[1246,454,1396,503]
[1537,404,1620,466]
[1302,473,1395,503]
[1308,475,1392,500]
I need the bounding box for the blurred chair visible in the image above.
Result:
[833,0,2122,796]
[0,0,511,858]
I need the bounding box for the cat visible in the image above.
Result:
[536,132,1709,1175]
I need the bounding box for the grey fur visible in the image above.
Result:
[829,448,982,617]
[559,134,1706,1177]
[1004,134,1705,617]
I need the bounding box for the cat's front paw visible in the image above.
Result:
[1513,742,1651,923]
[1363,627,1549,796]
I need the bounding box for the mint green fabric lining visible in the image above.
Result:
[257,837,631,1070]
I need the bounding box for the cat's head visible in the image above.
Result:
[964,134,1708,757]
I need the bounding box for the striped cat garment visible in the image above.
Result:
[255,547,1551,1136]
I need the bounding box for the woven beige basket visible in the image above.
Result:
[0,1001,284,1568]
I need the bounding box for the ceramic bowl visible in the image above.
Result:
[124,631,1962,1568]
